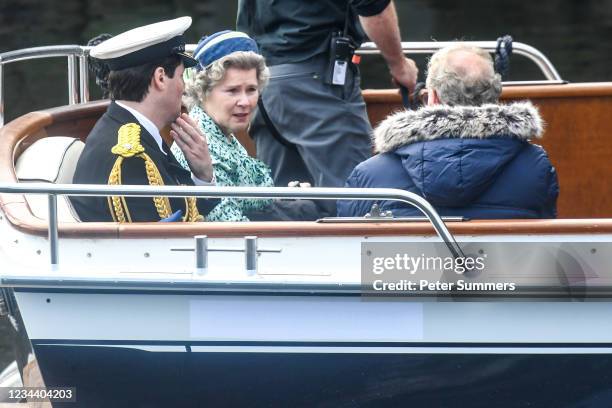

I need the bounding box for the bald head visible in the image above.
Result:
[426,45,502,106]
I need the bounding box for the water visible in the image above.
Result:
[1,0,612,378]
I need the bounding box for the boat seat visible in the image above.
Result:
[15,136,84,222]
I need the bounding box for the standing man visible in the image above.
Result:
[237,0,418,214]
[72,17,218,222]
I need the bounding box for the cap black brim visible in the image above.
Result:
[178,53,198,68]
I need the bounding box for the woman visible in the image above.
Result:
[172,31,320,221]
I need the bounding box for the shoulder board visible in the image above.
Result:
[111,123,145,158]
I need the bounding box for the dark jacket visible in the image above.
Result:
[71,102,218,222]
[337,102,559,219]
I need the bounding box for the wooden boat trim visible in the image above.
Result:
[2,86,612,238]
[363,82,612,102]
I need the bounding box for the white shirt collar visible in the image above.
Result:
[115,101,166,155]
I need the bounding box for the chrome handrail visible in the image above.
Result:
[0,183,465,266]
[0,41,563,126]
[0,45,88,126]
[357,41,563,82]
[0,45,84,63]
[186,41,562,81]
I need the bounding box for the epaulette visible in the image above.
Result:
[111,122,145,157]
[106,123,203,223]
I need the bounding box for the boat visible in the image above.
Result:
[1,41,612,407]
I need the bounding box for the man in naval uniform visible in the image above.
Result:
[71,17,219,222]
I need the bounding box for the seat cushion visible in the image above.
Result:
[15,137,85,222]
[16,136,85,183]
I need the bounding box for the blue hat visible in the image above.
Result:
[193,30,259,70]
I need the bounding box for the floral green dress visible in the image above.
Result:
[171,106,273,221]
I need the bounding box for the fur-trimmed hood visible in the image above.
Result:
[360,101,549,208]
[337,102,558,219]
[374,101,543,153]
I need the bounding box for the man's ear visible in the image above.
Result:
[151,67,167,91]
[428,89,441,106]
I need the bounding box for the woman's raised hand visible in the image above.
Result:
[170,113,214,182]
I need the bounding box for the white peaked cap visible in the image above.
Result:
[89,16,197,70]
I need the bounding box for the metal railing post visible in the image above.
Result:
[67,55,79,105]
[194,235,208,275]
[78,52,90,103]
[245,236,258,276]
[48,194,59,266]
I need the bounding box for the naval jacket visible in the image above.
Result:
[71,102,219,222]
[337,102,559,219]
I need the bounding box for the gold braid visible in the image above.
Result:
[107,123,203,222]
[142,152,172,219]
[185,196,204,222]
[107,157,133,223]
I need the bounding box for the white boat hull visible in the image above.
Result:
[9,289,612,406]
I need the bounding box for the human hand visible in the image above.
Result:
[170,113,214,182]
[389,57,418,94]
[287,181,312,188]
